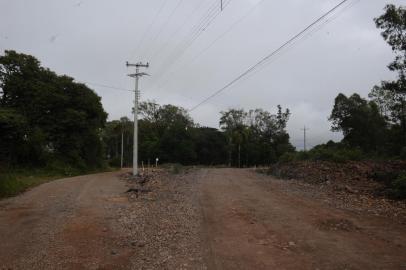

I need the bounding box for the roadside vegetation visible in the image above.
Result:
[1,4,405,199]
[104,103,294,168]
[268,4,406,200]
[0,51,109,197]
[0,163,116,198]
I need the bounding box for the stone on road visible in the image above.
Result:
[0,168,405,269]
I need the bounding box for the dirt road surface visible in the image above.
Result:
[0,168,405,269]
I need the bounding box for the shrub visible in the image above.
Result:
[278,152,296,163]
[391,173,406,199]
[400,147,406,160]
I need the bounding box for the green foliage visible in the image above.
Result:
[0,170,59,198]
[278,152,297,163]
[104,102,228,166]
[105,102,294,167]
[370,169,406,200]
[371,5,406,153]
[102,117,133,167]
[324,5,406,158]
[391,173,406,199]
[375,4,406,78]
[0,50,107,169]
[400,147,406,160]
[219,106,294,167]
[329,93,387,153]
[279,141,363,163]
[0,165,114,198]
[193,127,228,165]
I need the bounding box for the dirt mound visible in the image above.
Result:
[270,160,406,196]
[266,161,406,224]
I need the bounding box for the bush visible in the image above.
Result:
[278,152,296,163]
[278,146,363,163]
[391,173,406,199]
[400,147,406,160]
[108,157,121,168]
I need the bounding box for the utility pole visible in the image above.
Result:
[301,126,309,151]
[120,123,124,169]
[221,0,223,11]
[126,61,149,176]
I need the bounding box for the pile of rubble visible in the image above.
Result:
[116,169,207,269]
[268,160,406,223]
[270,160,406,195]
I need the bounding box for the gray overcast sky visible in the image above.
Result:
[0,0,404,149]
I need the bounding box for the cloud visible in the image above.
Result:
[0,0,402,149]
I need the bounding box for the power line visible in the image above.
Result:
[219,0,360,92]
[150,0,232,86]
[188,0,351,112]
[81,81,133,93]
[142,0,185,60]
[147,0,210,62]
[130,0,167,61]
[219,0,361,92]
[154,0,266,91]
[149,0,222,76]
[161,0,231,68]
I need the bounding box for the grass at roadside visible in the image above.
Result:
[0,166,117,198]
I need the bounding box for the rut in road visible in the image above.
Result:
[199,169,406,269]
[0,168,405,269]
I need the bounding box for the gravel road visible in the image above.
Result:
[0,168,405,269]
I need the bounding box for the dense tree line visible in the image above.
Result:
[0,50,294,170]
[103,102,294,167]
[0,51,107,170]
[103,103,227,167]
[327,4,406,158]
[3,4,404,173]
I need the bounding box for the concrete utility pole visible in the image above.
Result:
[301,126,309,151]
[126,61,149,176]
[120,128,124,169]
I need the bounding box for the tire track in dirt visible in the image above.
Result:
[199,168,406,270]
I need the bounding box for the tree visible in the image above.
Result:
[372,5,406,150]
[375,4,406,80]
[220,106,294,167]
[329,93,387,152]
[219,109,247,166]
[0,50,107,168]
[193,127,227,165]
[102,117,133,167]
[138,101,196,164]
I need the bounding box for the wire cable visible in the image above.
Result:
[141,0,185,60]
[188,0,351,112]
[151,0,231,84]
[81,81,133,93]
[147,0,210,62]
[222,0,360,92]
[155,0,266,91]
[130,0,167,61]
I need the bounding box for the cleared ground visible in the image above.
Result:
[0,168,405,269]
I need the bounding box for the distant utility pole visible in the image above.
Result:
[126,61,149,176]
[221,0,223,11]
[120,123,124,169]
[301,126,309,151]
